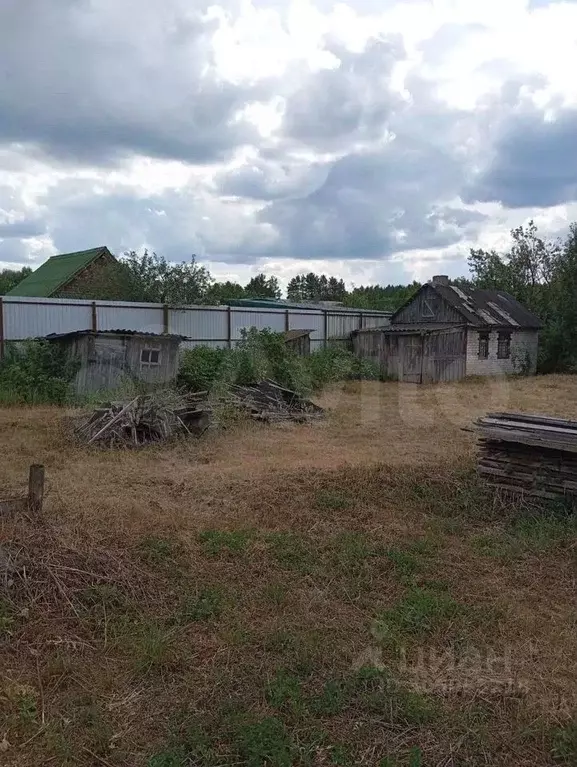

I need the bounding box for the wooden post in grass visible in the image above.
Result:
[28,464,45,514]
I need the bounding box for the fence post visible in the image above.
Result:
[285,309,289,333]
[227,306,232,348]
[163,304,169,334]
[323,310,328,348]
[91,301,97,332]
[28,464,45,514]
[0,296,4,359]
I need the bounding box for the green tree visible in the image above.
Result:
[0,266,32,295]
[287,272,347,302]
[204,281,245,305]
[244,273,281,299]
[119,250,213,304]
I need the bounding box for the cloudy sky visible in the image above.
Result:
[1,0,576,289]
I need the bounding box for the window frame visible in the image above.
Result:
[140,347,161,368]
[478,331,490,359]
[497,332,511,359]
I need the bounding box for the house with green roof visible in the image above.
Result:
[5,246,119,299]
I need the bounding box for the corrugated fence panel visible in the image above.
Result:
[1,297,391,346]
[327,313,362,338]
[362,315,390,329]
[97,304,164,334]
[4,299,93,339]
[170,307,228,341]
[288,311,324,342]
[231,309,286,339]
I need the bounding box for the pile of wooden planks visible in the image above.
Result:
[74,391,211,447]
[475,412,577,500]
[230,379,324,423]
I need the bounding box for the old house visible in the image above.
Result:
[5,246,119,299]
[352,276,542,383]
[46,330,183,395]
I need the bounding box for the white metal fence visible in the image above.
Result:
[0,296,391,354]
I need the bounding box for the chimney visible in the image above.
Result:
[431,275,450,286]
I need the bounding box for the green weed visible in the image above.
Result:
[373,585,464,648]
[315,490,352,511]
[127,621,174,674]
[266,532,314,572]
[138,536,179,565]
[235,716,294,767]
[552,721,577,763]
[266,669,304,713]
[263,582,290,607]
[178,587,224,623]
[198,529,253,557]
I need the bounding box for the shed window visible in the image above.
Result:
[478,332,489,359]
[141,348,161,367]
[497,332,511,359]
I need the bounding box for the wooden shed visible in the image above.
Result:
[46,330,183,395]
[352,324,467,383]
[284,329,313,356]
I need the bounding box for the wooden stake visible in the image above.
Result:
[28,464,45,514]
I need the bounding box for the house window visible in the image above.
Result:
[422,299,435,318]
[141,348,161,367]
[497,332,511,359]
[478,332,489,359]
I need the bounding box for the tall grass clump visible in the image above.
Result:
[177,328,379,395]
[0,339,80,405]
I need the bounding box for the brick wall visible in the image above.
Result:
[466,328,538,376]
[55,254,122,299]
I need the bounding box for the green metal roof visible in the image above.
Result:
[5,247,112,297]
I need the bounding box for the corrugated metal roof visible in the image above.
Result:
[431,284,542,328]
[227,298,392,315]
[5,247,112,297]
[284,329,314,341]
[355,322,462,334]
[46,329,185,341]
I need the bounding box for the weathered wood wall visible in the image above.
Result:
[393,285,463,324]
[353,326,467,383]
[54,333,181,394]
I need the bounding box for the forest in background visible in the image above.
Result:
[1,221,576,371]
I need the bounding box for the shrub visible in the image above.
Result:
[177,329,379,395]
[0,340,79,404]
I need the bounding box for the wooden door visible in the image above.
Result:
[399,335,423,383]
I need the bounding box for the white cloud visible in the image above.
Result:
[1,0,577,284]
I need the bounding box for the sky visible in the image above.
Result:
[1,0,576,290]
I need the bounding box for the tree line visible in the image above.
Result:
[1,220,576,371]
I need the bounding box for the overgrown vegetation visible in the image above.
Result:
[177,327,379,394]
[0,339,79,404]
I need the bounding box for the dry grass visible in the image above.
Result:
[1,375,577,766]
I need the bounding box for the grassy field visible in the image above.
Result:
[1,375,577,766]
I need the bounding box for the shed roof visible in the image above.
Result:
[45,329,185,342]
[355,322,463,335]
[5,246,113,297]
[284,329,314,342]
[391,283,543,328]
[227,298,392,315]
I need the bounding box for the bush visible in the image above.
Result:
[177,329,379,395]
[0,340,80,405]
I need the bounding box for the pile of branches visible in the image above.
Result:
[230,379,324,423]
[475,411,577,500]
[74,390,211,447]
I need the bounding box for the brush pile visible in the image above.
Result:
[74,381,324,446]
[74,390,211,447]
[475,411,577,500]
[229,379,324,423]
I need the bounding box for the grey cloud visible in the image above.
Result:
[0,219,46,239]
[464,105,577,208]
[0,0,265,165]
[281,37,405,150]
